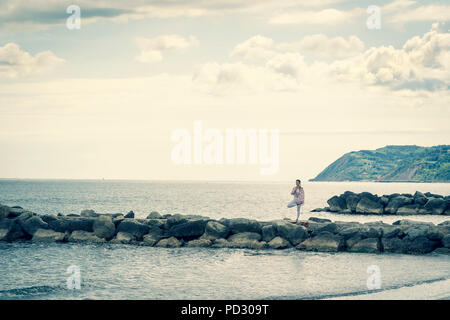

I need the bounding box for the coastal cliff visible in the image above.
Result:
[1,204,449,255]
[310,145,450,182]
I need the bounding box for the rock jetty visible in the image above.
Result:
[312,191,450,215]
[1,204,449,255]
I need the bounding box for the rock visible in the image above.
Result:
[433,247,450,255]
[165,214,189,228]
[124,211,135,219]
[261,224,277,242]
[80,209,98,217]
[7,207,25,218]
[380,196,389,207]
[0,205,10,220]
[112,215,125,227]
[385,196,411,214]
[144,219,166,228]
[382,237,404,253]
[110,232,134,244]
[48,217,95,233]
[413,191,428,206]
[314,222,339,235]
[168,220,207,240]
[267,236,290,249]
[297,232,343,252]
[0,219,26,241]
[204,221,229,239]
[186,238,212,247]
[68,231,105,243]
[67,214,80,217]
[117,220,150,241]
[308,217,331,223]
[228,232,261,242]
[348,238,380,253]
[356,194,384,214]
[93,216,116,240]
[141,234,161,246]
[343,191,360,212]
[273,221,308,245]
[396,204,419,215]
[423,198,447,215]
[19,215,48,236]
[327,195,347,212]
[155,236,182,248]
[424,192,443,198]
[223,218,261,234]
[228,239,267,249]
[147,211,161,219]
[442,235,450,248]
[211,238,232,248]
[402,236,440,254]
[392,219,434,227]
[32,229,65,242]
[40,215,58,224]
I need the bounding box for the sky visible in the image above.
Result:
[0,0,449,181]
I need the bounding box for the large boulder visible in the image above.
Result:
[0,219,25,241]
[228,232,261,242]
[222,218,261,234]
[68,231,105,243]
[186,238,212,248]
[396,205,419,215]
[165,214,189,229]
[147,211,161,219]
[327,195,347,212]
[124,211,135,219]
[19,215,49,236]
[117,220,150,240]
[356,193,384,214]
[296,232,343,252]
[168,220,207,240]
[80,209,99,217]
[7,207,25,218]
[203,221,229,239]
[442,235,450,248]
[413,191,428,206]
[423,198,447,215]
[261,224,277,242]
[0,205,10,220]
[32,229,65,242]
[267,236,290,249]
[48,217,95,233]
[273,221,308,245]
[93,216,116,240]
[342,191,360,212]
[348,238,380,253]
[155,236,182,248]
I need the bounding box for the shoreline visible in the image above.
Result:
[1,204,449,255]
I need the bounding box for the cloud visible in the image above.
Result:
[388,4,450,24]
[278,34,364,59]
[0,42,64,78]
[268,8,363,25]
[194,23,450,94]
[135,35,198,63]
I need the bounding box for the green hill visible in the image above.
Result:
[311,145,450,182]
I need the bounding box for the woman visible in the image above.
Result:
[287,179,305,223]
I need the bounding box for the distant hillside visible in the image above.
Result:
[311,145,450,182]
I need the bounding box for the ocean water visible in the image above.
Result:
[0,180,449,300]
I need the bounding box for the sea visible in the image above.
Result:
[0,179,449,300]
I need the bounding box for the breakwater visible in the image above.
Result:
[313,191,450,215]
[1,204,449,255]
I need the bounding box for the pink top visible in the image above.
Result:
[291,187,305,205]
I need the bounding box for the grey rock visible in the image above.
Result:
[442,235,450,248]
[356,195,384,214]
[348,238,380,253]
[93,216,116,240]
[110,232,134,244]
[423,198,447,215]
[223,218,261,234]
[144,219,166,228]
[0,219,25,241]
[20,215,48,236]
[327,195,347,212]
[168,220,207,240]
[186,238,212,247]
[155,236,182,248]
[7,207,25,218]
[267,236,290,249]
[147,211,161,219]
[0,205,10,220]
[308,217,331,223]
[117,220,150,241]
[296,232,342,252]
[141,234,161,246]
[165,214,189,228]
[32,229,65,242]
[68,231,105,243]
[433,247,450,255]
[384,196,413,214]
[80,209,99,217]
[261,224,277,242]
[228,232,261,242]
[204,221,229,239]
[273,221,308,245]
[396,204,419,215]
[48,217,95,233]
[413,191,428,206]
[124,211,135,219]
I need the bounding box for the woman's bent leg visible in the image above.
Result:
[287,199,297,208]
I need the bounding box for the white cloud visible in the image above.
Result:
[269,8,363,25]
[229,35,275,62]
[0,42,64,78]
[135,34,198,63]
[278,34,365,59]
[388,5,450,24]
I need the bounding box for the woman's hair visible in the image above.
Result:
[296,179,301,184]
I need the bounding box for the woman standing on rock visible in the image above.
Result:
[287,179,305,223]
